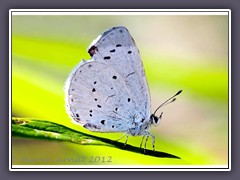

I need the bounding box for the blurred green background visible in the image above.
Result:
[12,14,229,166]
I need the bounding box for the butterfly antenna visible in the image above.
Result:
[153,90,182,116]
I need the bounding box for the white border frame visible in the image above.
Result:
[9,9,231,171]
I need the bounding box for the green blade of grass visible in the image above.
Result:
[12,117,181,159]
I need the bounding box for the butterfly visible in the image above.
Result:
[65,26,182,152]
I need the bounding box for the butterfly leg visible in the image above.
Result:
[123,134,129,147]
[144,134,150,153]
[140,134,146,149]
[115,132,129,148]
[115,133,127,142]
[149,133,155,151]
[143,132,155,152]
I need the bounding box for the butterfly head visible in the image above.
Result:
[150,113,162,126]
[150,90,182,126]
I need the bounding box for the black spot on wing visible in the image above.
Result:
[83,123,100,130]
[110,49,115,53]
[116,44,122,47]
[104,56,111,60]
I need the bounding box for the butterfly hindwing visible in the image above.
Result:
[65,60,135,132]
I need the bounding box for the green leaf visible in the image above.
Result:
[12,117,180,159]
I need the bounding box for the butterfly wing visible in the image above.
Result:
[65,60,136,132]
[65,26,151,132]
[88,26,151,121]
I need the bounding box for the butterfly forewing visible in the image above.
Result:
[88,26,151,121]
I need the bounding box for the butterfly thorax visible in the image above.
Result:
[128,113,161,136]
[128,120,151,136]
